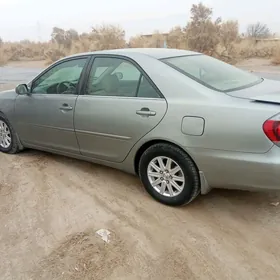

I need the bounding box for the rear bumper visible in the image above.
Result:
[188,145,280,193]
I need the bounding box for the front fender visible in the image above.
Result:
[0,90,18,124]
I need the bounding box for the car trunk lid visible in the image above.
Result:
[251,92,280,105]
[226,78,280,104]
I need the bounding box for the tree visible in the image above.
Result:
[186,2,221,55]
[51,27,66,45]
[246,22,271,39]
[51,27,79,49]
[19,39,32,45]
[67,29,79,41]
[0,37,3,47]
[189,2,213,25]
[89,24,126,50]
[219,20,239,51]
[168,26,187,49]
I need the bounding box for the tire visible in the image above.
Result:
[0,114,21,154]
[138,143,200,206]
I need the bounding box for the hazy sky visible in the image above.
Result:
[0,0,279,41]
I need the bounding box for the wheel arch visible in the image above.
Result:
[134,139,199,175]
[0,112,24,151]
[134,139,211,195]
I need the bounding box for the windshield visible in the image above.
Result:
[161,55,262,92]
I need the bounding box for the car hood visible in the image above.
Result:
[226,78,280,104]
[0,89,17,99]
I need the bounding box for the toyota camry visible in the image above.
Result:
[1,48,280,206]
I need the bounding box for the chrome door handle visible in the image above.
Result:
[59,104,73,111]
[136,107,156,116]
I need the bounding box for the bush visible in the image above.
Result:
[129,31,167,48]
[89,24,126,50]
[44,47,66,65]
[271,47,280,65]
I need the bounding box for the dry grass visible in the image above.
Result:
[271,48,280,65]
[1,41,47,61]
[1,33,280,67]
[129,31,169,48]
[30,231,129,280]
[235,39,280,59]
[0,48,8,66]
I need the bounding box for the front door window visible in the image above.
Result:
[32,58,87,95]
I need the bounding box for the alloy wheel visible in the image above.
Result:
[0,120,12,149]
[147,156,185,197]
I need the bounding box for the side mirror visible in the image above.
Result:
[15,84,30,95]
[115,72,123,80]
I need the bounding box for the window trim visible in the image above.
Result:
[135,74,143,97]
[81,54,164,99]
[30,55,91,95]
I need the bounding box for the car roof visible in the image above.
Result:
[66,48,200,60]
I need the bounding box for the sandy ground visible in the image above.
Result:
[1,59,280,279]
[0,84,17,91]
[5,60,46,68]
[236,58,280,73]
[1,151,280,280]
[0,60,45,92]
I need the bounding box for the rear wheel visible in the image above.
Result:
[139,143,200,206]
[0,115,21,154]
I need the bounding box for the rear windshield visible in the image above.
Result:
[161,55,262,92]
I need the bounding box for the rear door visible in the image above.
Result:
[74,55,167,162]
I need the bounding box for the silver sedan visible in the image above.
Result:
[1,48,280,206]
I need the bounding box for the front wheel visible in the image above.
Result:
[138,143,200,206]
[0,115,21,154]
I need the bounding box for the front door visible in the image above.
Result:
[75,56,167,162]
[14,57,88,154]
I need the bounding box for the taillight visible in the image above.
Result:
[263,119,280,142]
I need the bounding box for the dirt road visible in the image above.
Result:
[0,149,280,280]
